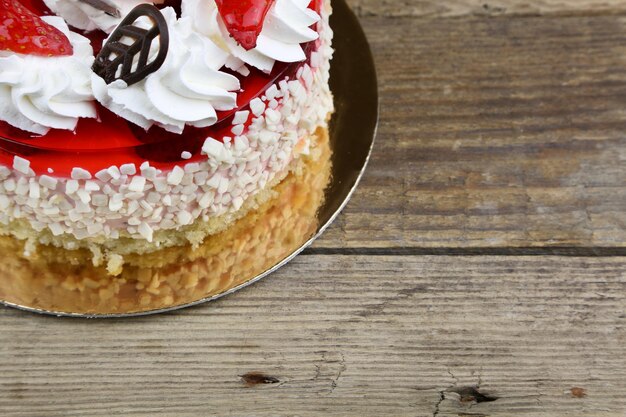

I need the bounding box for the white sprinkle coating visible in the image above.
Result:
[167,166,184,185]
[92,194,108,207]
[49,222,64,236]
[201,137,224,159]
[231,124,245,136]
[15,178,28,196]
[310,51,322,68]
[181,151,192,160]
[302,64,314,88]
[13,156,30,175]
[65,180,79,194]
[141,165,158,179]
[184,162,201,173]
[265,109,281,125]
[146,192,160,204]
[71,167,91,180]
[107,165,121,180]
[29,182,40,199]
[95,169,112,182]
[234,135,249,151]
[76,189,91,204]
[177,210,192,226]
[232,110,250,125]
[120,163,136,175]
[109,197,123,212]
[0,7,335,244]
[128,176,146,192]
[250,98,265,116]
[39,175,58,190]
[85,180,100,192]
[138,222,154,242]
[3,179,15,192]
[232,196,244,211]
[265,84,279,100]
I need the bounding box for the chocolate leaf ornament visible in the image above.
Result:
[92,4,169,86]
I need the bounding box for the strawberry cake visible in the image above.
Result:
[0,0,334,313]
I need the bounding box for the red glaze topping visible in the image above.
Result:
[215,0,275,50]
[0,0,73,56]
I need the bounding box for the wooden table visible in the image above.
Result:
[2,1,626,415]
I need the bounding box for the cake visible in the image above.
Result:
[0,0,334,314]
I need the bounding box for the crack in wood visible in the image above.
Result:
[433,391,445,417]
[355,284,426,318]
[329,352,346,394]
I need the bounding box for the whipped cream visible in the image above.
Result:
[43,0,154,33]
[0,16,97,135]
[183,0,320,73]
[92,8,240,134]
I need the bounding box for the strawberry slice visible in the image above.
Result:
[215,0,275,50]
[0,0,73,56]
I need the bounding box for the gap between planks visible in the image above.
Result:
[304,246,626,257]
[345,0,626,19]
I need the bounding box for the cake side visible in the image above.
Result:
[0,126,332,313]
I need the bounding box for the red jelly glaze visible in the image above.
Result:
[215,0,276,50]
[0,0,322,177]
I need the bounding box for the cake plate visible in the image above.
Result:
[0,0,378,317]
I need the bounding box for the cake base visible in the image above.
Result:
[0,128,331,315]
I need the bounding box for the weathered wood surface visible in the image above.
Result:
[1,256,625,416]
[2,2,626,417]
[315,8,626,249]
[346,0,626,17]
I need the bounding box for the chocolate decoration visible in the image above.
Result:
[77,0,120,17]
[92,4,169,87]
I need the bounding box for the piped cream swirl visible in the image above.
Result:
[43,0,154,33]
[183,0,320,73]
[91,8,240,134]
[0,17,96,135]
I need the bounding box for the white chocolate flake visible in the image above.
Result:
[120,163,137,176]
[12,156,30,175]
[71,167,91,180]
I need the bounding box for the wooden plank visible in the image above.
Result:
[345,0,626,18]
[315,13,626,249]
[1,255,625,416]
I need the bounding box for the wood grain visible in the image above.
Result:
[1,255,625,416]
[315,12,626,249]
[1,3,626,417]
[345,0,626,17]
